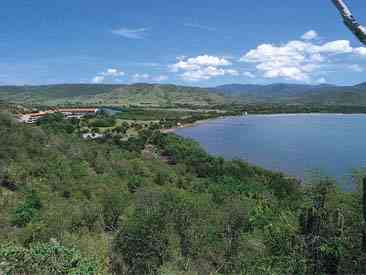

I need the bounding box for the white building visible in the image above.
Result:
[17,108,99,124]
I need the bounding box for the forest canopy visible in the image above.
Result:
[1,111,366,274]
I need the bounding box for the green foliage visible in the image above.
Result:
[0,242,98,274]
[2,111,366,274]
[38,112,78,134]
[88,116,116,128]
[0,84,229,107]
[11,190,42,227]
[112,189,171,275]
[4,83,366,108]
[101,187,129,231]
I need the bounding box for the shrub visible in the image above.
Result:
[0,242,98,274]
[11,190,42,227]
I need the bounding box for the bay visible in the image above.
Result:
[175,114,366,190]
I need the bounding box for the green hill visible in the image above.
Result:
[0,84,229,107]
[212,82,366,105]
[1,111,366,274]
[2,82,366,109]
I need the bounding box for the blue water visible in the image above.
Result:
[175,114,366,190]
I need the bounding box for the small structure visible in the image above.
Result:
[17,111,50,124]
[82,132,105,140]
[57,108,99,119]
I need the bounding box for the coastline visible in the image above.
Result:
[160,112,366,133]
[160,116,225,133]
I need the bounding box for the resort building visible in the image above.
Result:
[17,108,99,124]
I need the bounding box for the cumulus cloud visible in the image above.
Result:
[92,68,125,83]
[180,67,238,81]
[112,28,148,39]
[170,55,237,81]
[316,77,327,84]
[301,30,318,41]
[349,64,364,72]
[152,75,168,82]
[132,73,150,81]
[240,32,366,82]
[101,68,125,77]
[354,47,366,56]
[243,72,256,78]
[171,55,231,72]
[92,76,105,84]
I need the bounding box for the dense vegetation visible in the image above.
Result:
[235,104,366,114]
[2,82,366,108]
[0,84,229,107]
[1,111,366,274]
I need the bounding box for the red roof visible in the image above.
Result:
[57,108,97,113]
[21,108,98,117]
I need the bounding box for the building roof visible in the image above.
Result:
[57,108,98,113]
[19,108,98,117]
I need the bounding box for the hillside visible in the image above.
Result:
[212,83,366,105]
[2,82,366,108]
[2,111,366,274]
[0,84,229,107]
[0,112,300,274]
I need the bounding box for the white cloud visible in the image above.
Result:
[111,28,147,39]
[153,75,168,82]
[170,55,236,81]
[349,64,364,72]
[92,68,125,83]
[315,40,353,54]
[301,30,318,41]
[243,72,256,78]
[181,67,238,81]
[354,47,366,56]
[226,69,239,76]
[102,68,125,77]
[132,73,150,81]
[240,35,366,82]
[170,55,231,72]
[171,61,200,72]
[92,75,105,84]
[130,73,168,83]
[316,77,327,84]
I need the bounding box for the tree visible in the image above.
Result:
[112,190,170,275]
[299,180,346,274]
[221,199,250,274]
[11,190,42,227]
[0,242,98,274]
[101,188,128,231]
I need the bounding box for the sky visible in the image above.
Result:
[0,0,366,86]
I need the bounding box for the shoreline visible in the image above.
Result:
[160,116,225,133]
[160,112,366,133]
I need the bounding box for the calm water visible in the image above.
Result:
[175,114,366,190]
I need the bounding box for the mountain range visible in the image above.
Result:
[212,82,366,105]
[1,82,366,107]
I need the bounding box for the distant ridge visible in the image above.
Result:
[210,82,366,105]
[0,82,366,106]
[0,83,229,107]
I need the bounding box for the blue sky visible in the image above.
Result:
[1,0,365,86]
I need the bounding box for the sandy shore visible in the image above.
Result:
[160,112,365,134]
[160,116,224,133]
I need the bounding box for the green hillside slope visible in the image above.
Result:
[1,112,366,274]
[0,84,229,107]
